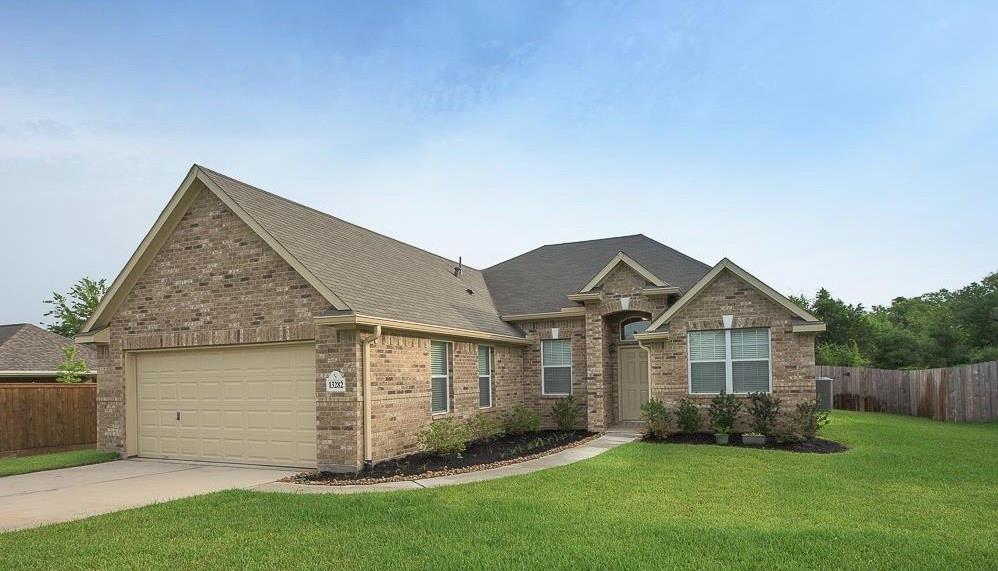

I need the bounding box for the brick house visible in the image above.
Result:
[77,165,824,471]
[0,323,96,382]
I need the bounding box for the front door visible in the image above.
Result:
[619,347,649,421]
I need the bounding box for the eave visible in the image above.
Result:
[314,314,532,346]
[501,307,588,322]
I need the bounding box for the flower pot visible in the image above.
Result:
[714,433,729,444]
[742,434,766,446]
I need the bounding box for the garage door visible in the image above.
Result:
[136,343,316,468]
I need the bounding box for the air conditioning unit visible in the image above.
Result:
[815,377,833,411]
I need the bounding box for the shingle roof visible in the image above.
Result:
[0,324,97,372]
[199,167,524,338]
[482,235,712,316]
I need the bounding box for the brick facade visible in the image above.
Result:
[89,186,815,471]
[644,269,817,431]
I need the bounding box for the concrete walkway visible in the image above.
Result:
[254,429,639,495]
[1,428,639,531]
[0,459,298,532]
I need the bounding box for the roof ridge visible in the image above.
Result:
[638,234,712,269]
[196,165,483,273]
[483,234,646,271]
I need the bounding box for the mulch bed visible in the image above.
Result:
[644,432,847,454]
[289,430,599,486]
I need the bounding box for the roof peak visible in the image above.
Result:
[195,165,478,271]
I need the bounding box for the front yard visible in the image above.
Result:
[0,449,117,478]
[1,412,995,569]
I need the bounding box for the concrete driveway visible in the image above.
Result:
[0,459,298,532]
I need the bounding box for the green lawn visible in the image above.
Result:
[2,412,996,569]
[0,449,117,478]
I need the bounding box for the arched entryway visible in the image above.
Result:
[604,311,652,423]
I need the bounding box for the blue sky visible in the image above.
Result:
[1,1,996,325]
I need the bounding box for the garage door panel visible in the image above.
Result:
[136,343,317,468]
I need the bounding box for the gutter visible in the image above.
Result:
[359,325,382,469]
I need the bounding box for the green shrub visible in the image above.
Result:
[775,400,830,444]
[746,392,781,435]
[675,398,702,433]
[551,396,582,430]
[708,391,741,435]
[502,405,541,435]
[640,399,672,439]
[465,412,503,442]
[416,419,469,456]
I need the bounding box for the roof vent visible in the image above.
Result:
[454,256,463,277]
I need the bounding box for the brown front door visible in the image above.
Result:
[619,347,649,421]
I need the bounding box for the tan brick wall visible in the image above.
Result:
[645,269,817,430]
[93,187,366,469]
[582,263,664,428]
[366,333,525,460]
[517,318,587,429]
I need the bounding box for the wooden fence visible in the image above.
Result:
[0,383,97,456]
[817,361,998,422]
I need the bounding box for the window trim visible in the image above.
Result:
[541,338,573,397]
[478,344,494,409]
[430,340,452,415]
[687,328,771,395]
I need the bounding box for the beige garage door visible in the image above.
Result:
[136,343,316,468]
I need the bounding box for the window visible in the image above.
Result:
[620,317,650,341]
[478,345,493,408]
[541,338,572,395]
[430,341,450,413]
[688,328,770,394]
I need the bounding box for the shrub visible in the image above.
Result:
[502,405,541,435]
[708,391,741,435]
[551,396,582,430]
[746,392,781,435]
[640,399,672,439]
[675,398,701,433]
[416,419,469,456]
[465,412,503,442]
[775,400,830,444]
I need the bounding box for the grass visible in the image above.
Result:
[0,449,117,478]
[1,412,996,569]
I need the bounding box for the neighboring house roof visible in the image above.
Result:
[0,324,96,375]
[482,234,712,316]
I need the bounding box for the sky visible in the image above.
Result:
[1,1,996,326]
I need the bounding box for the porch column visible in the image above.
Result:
[584,302,607,431]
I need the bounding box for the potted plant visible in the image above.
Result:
[744,392,781,445]
[708,391,741,444]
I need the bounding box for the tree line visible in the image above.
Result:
[790,270,998,369]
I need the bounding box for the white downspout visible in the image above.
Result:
[637,338,653,404]
[360,325,382,468]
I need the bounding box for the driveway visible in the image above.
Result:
[0,459,297,532]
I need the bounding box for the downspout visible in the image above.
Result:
[637,338,653,404]
[360,324,382,470]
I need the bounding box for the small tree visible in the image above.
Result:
[57,346,89,383]
[551,396,582,430]
[640,399,672,439]
[746,392,781,435]
[44,277,108,337]
[708,392,741,435]
[675,398,702,433]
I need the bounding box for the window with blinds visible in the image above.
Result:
[688,328,770,394]
[430,341,450,413]
[542,338,572,395]
[478,345,493,408]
